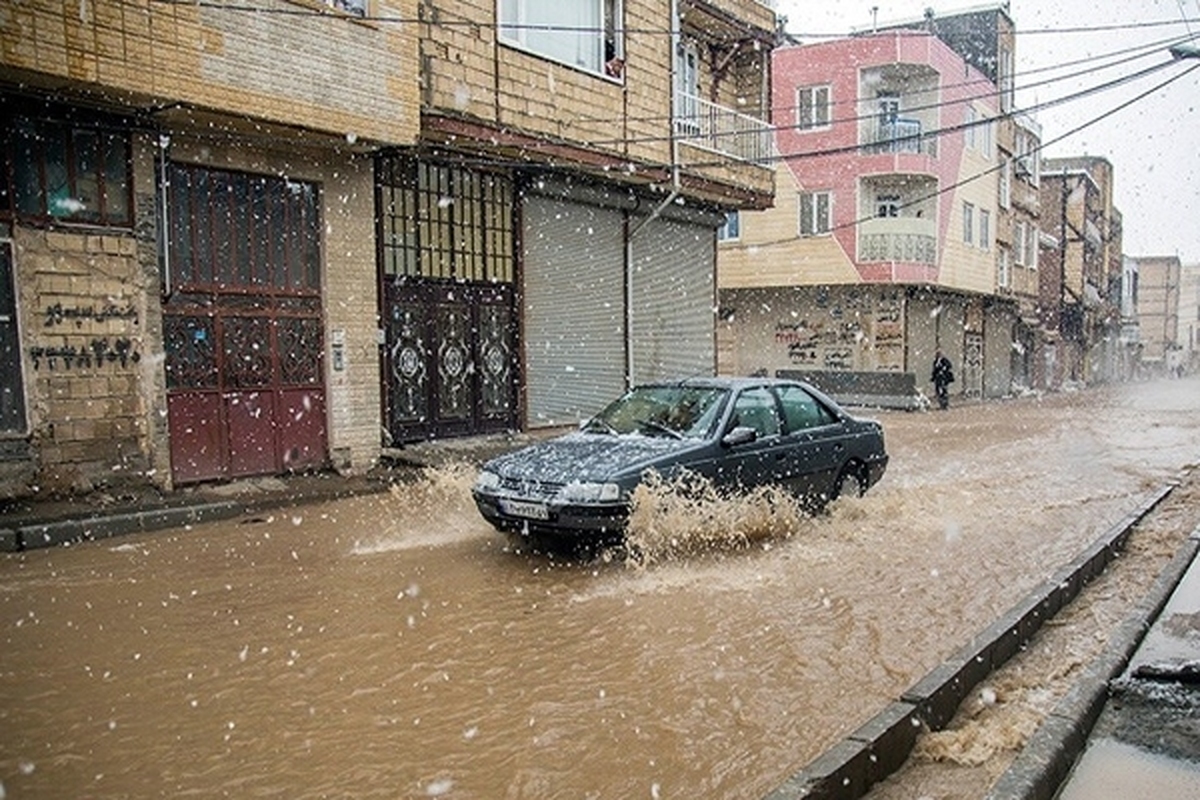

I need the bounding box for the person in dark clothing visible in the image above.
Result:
[931,349,954,410]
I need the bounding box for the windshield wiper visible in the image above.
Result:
[583,418,619,435]
[638,419,683,439]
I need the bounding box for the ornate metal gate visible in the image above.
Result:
[377,158,518,444]
[382,278,516,443]
[163,164,327,484]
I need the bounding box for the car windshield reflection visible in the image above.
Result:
[589,386,729,439]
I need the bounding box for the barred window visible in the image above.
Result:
[4,113,132,227]
[378,158,514,283]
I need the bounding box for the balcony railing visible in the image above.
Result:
[674,92,772,165]
[858,217,938,264]
[864,118,937,157]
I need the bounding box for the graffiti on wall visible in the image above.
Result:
[44,302,139,327]
[30,338,141,370]
[774,289,906,372]
[30,303,142,371]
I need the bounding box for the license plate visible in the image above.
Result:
[499,498,549,521]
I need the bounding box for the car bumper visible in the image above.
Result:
[472,491,630,539]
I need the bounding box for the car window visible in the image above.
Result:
[731,387,781,438]
[777,385,838,432]
[592,385,728,438]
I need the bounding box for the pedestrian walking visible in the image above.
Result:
[931,349,954,410]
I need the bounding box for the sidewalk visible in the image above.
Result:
[1,431,540,553]
[986,522,1200,800]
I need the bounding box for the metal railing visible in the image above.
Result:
[864,118,937,157]
[858,217,938,264]
[674,93,772,165]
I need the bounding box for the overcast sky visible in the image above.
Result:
[773,0,1200,264]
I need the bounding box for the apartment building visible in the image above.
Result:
[718,24,1009,408]
[1002,112,1044,390]
[1180,262,1200,374]
[0,0,777,499]
[1130,255,1182,373]
[1039,156,1124,387]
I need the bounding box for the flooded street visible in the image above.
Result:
[3,378,1199,799]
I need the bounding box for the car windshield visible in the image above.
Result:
[587,385,729,439]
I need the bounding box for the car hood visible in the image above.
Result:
[482,432,701,484]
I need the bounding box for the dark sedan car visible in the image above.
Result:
[471,377,888,542]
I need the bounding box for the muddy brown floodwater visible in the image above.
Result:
[2,378,1199,799]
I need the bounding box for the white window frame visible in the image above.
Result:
[962,201,974,245]
[964,106,977,150]
[1014,220,1027,266]
[799,191,832,237]
[718,210,741,242]
[999,159,1011,209]
[797,85,831,131]
[980,208,991,251]
[1025,223,1038,269]
[499,0,623,78]
[998,245,1011,288]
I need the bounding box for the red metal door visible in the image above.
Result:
[163,165,327,484]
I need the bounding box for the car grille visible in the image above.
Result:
[498,476,564,501]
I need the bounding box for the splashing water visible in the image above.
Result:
[624,470,816,564]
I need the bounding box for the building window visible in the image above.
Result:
[998,245,1010,288]
[166,164,321,293]
[799,191,831,237]
[797,86,831,131]
[980,209,991,251]
[5,114,132,227]
[675,39,700,134]
[876,194,901,218]
[718,211,741,242]
[1025,223,1038,269]
[1000,48,1015,113]
[379,158,515,283]
[962,202,974,245]
[999,159,1011,209]
[324,0,367,16]
[964,106,977,150]
[1014,221,1027,266]
[499,0,623,78]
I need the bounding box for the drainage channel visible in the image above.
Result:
[762,479,1183,800]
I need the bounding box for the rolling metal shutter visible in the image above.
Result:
[523,195,626,427]
[630,217,716,383]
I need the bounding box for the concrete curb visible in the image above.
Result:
[983,526,1200,800]
[762,482,1178,800]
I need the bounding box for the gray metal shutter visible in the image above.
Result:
[523,196,626,427]
[629,217,716,384]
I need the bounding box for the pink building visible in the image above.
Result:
[719,29,1012,407]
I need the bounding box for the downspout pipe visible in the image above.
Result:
[627,0,683,387]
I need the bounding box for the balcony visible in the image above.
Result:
[858,217,938,264]
[864,118,937,157]
[674,93,772,165]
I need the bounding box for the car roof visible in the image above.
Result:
[638,376,812,391]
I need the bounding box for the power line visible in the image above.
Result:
[148,0,1200,40]
[739,62,1200,250]
[581,32,1195,150]
[680,55,1182,171]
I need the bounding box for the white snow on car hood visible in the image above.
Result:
[483,431,700,483]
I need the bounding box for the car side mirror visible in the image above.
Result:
[722,426,757,447]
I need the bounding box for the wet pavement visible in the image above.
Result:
[2,381,1199,798]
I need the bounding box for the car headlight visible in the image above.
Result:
[557,481,621,503]
[474,470,501,491]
